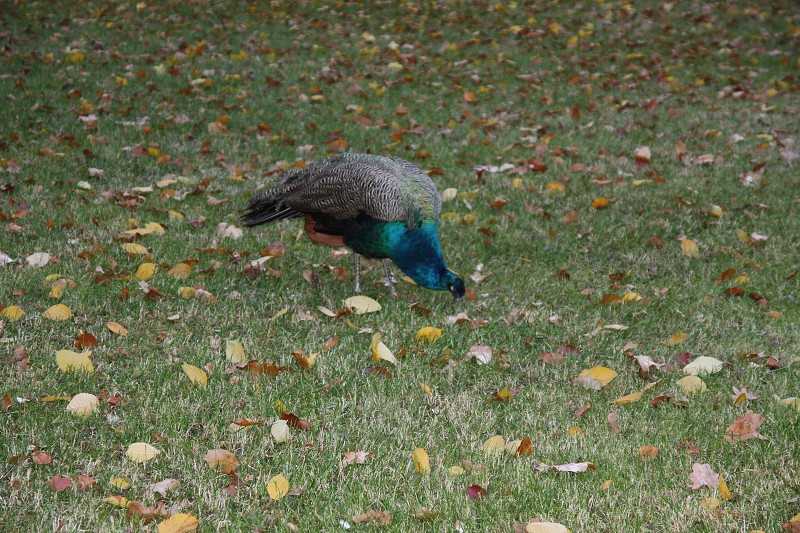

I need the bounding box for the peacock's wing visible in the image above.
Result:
[276,154,440,228]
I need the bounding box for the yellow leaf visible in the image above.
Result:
[105,495,130,508]
[621,292,642,303]
[181,363,208,387]
[121,243,149,255]
[613,391,643,404]
[344,295,381,314]
[66,393,99,417]
[55,350,94,374]
[204,449,240,474]
[1,305,24,321]
[65,51,85,63]
[448,465,464,476]
[144,222,166,235]
[526,522,571,533]
[680,239,699,257]
[415,326,443,343]
[371,333,397,365]
[48,284,63,299]
[638,445,659,459]
[700,498,720,510]
[546,181,565,194]
[266,474,290,500]
[719,476,732,500]
[168,263,192,279]
[107,321,129,336]
[110,477,130,489]
[677,375,707,394]
[125,442,160,463]
[482,435,506,456]
[576,366,618,390]
[178,287,196,298]
[600,480,613,490]
[157,513,199,533]
[420,381,432,395]
[683,356,724,376]
[42,304,73,321]
[782,398,800,412]
[665,332,688,346]
[226,340,247,363]
[412,447,430,473]
[135,262,156,281]
[567,426,583,438]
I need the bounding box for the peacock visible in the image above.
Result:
[242,153,465,299]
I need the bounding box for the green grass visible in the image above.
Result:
[1,1,798,531]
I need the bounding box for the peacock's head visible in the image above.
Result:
[443,270,465,300]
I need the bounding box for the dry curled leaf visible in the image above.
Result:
[725,410,767,441]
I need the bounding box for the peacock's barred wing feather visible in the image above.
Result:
[243,153,441,228]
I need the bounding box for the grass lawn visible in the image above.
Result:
[1,1,798,531]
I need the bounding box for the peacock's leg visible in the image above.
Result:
[382,259,397,298]
[353,254,362,293]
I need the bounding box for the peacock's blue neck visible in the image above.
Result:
[345,219,450,290]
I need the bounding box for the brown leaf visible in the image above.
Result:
[48,475,72,492]
[10,345,29,375]
[1,394,11,412]
[689,463,719,490]
[340,450,372,468]
[231,418,265,427]
[607,412,620,433]
[74,332,98,349]
[466,484,488,500]
[281,412,311,431]
[75,475,97,491]
[516,437,532,457]
[32,449,53,465]
[723,286,744,297]
[725,410,767,441]
[463,91,477,104]
[352,510,392,525]
[204,449,240,474]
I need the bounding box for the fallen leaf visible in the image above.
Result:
[352,510,392,525]
[105,495,130,508]
[607,412,620,433]
[340,450,371,468]
[26,252,51,268]
[576,366,618,389]
[267,474,290,500]
[680,239,699,257]
[483,435,506,456]
[639,445,659,459]
[412,447,430,474]
[683,356,724,376]
[371,333,397,365]
[66,393,99,416]
[107,321,129,336]
[157,513,199,533]
[55,350,94,374]
[689,463,719,490]
[75,475,97,491]
[48,475,72,493]
[225,340,247,363]
[552,462,595,473]
[126,442,160,463]
[271,420,290,443]
[2,305,24,321]
[204,449,240,473]
[719,476,732,500]
[466,484,488,500]
[135,262,156,281]
[150,478,180,497]
[181,363,208,387]
[42,304,73,321]
[613,391,643,404]
[469,343,492,364]
[677,375,707,394]
[725,410,767,441]
[344,295,381,314]
[415,326,442,343]
[121,243,149,255]
[525,522,571,533]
